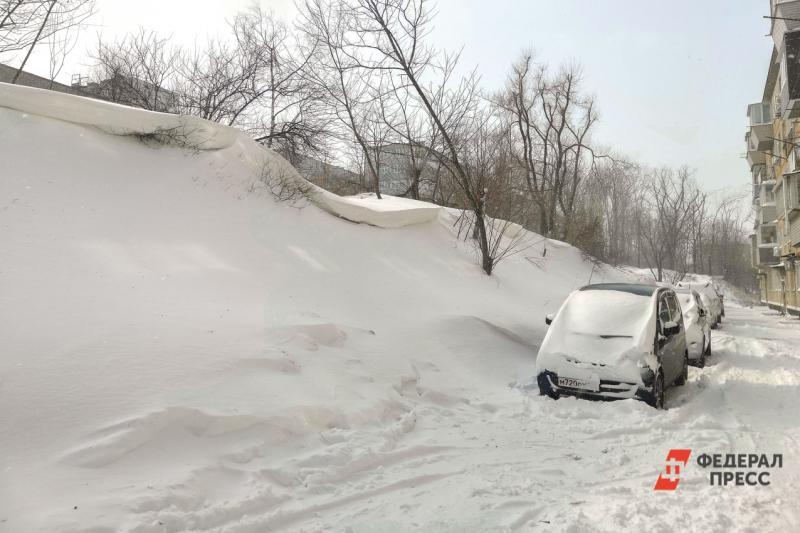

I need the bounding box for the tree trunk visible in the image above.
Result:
[539,208,549,237]
[474,213,493,275]
[12,0,56,85]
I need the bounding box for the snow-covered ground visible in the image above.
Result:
[1,88,798,532]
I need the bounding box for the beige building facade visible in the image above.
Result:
[748,0,800,314]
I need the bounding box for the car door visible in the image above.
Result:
[694,292,709,339]
[666,292,686,376]
[656,293,678,382]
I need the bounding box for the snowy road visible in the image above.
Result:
[108,303,798,533]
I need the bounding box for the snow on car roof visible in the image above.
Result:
[676,291,697,306]
[579,283,659,297]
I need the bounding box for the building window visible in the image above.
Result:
[764,184,776,204]
[795,175,800,206]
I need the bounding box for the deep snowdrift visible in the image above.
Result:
[0,86,635,531]
[4,86,799,533]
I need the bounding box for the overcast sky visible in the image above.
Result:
[20,0,773,195]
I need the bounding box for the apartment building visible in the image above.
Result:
[748,0,800,314]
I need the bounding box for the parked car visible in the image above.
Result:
[677,281,723,328]
[674,287,711,367]
[536,283,688,409]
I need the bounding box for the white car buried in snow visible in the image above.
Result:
[674,287,711,367]
[536,283,689,409]
[677,281,723,328]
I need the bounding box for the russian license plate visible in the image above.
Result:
[558,376,593,390]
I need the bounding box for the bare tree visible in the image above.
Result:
[497,52,598,239]
[11,0,55,83]
[375,76,428,199]
[588,155,641,264]
[299,0,384,198]
[637,167,704,282]
[89,28,179,111]
[1,0,40,55]
[5,0,94,84]
[231,6,328,160]
[45,0,85,87]
[326,0,528,273]
[696,192,749,279]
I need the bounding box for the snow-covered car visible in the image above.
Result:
[674,287,711,367]
[536,283,689,409]
[677,281,723,328]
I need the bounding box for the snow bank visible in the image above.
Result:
[0,82,444,229]
[311,191,442,227]
[0,81,238,150]
[0,100,630,531]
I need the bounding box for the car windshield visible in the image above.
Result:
[554,289,652,338]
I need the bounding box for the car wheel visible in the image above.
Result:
[696,352,706,369]
[689,336,707,368]
[537,372,559,400]
[647,371,665,410]
[675,352,688,386]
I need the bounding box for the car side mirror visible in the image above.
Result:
[664,321,680,336]
[545,314,554,326]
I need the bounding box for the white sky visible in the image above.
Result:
[16,0,773,194]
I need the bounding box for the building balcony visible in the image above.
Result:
[780,81,799,118]
[759,203,778,225]
[748,102,773,151]
[752,163,767,182]
[752,231,780,266]
[778,29,800,118]
[746,132,767,167]
[756,246,779,266]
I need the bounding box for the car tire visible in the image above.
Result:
[690,336,707,368]
[537,372,559,400]
[675,352,688,386]
[698,337,710,368]
[647,371,665,410]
